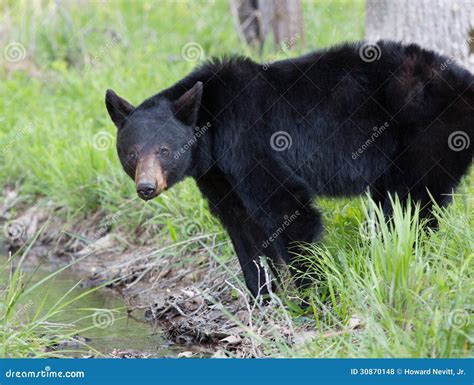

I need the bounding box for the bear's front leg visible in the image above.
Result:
[231,162,323,290]
[196,173,280,298]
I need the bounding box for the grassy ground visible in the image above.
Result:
[0,0,472,357]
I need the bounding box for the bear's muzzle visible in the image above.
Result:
[135,154,167,200]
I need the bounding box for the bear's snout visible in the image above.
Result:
[137,181,157,200]
[134,153,168,201]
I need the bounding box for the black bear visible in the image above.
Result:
[106,41,473,298]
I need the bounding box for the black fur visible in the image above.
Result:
[106,41,474,297]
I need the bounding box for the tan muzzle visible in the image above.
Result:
[135,154,167,200]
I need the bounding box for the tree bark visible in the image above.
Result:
[229,0,264,47]
[230,0,304,50]
[365,0,474,70]
[270,0,304,47]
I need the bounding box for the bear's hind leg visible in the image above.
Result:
[389,140,469,228]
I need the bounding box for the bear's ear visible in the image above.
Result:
[173,81,203,126]
[105,89,135,129]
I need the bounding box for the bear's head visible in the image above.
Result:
[105,82,203,201]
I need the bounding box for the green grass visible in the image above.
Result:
[0,0,472,358]
[292,196,473,357]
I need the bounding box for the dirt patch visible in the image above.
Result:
[0,188,335,357]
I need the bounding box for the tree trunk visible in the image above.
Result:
[365,0,474,70]
[229,0,304,50]
[229,0,264,48]
[269,0,304,47]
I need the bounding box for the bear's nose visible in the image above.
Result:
[137,182,157,200]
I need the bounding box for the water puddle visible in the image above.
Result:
[1,254,175,357]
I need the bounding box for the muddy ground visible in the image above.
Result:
[1,188,359,357]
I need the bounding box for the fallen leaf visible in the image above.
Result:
[220,335,242,345]
[348,315,362,330]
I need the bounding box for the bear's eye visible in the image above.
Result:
[127,151,137,161]
[160,148,170,158]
